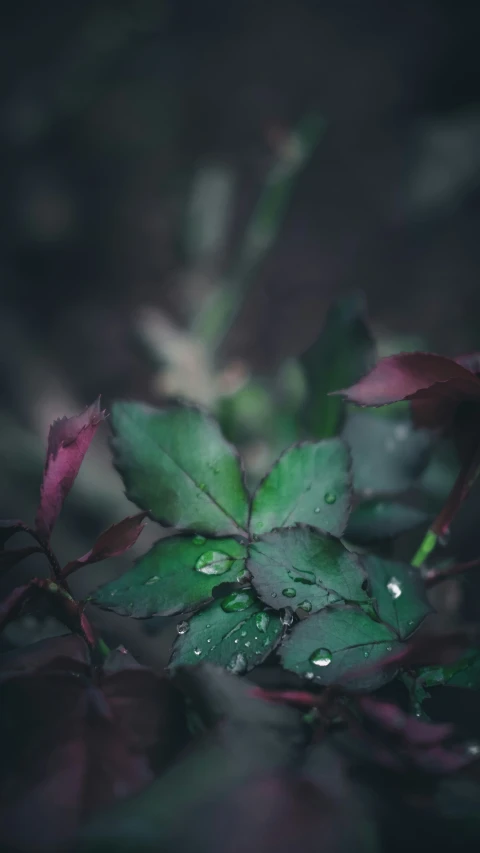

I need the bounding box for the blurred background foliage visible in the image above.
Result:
[2,0,480,661]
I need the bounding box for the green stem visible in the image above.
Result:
[193,112,327,355]
[411,529,438,568]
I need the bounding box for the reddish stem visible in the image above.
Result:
[425,558,480,588]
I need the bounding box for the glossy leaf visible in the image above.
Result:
[169,597,282,672]
[300,293,376,438]
[364,555,432,639]
[111,402,249,535]
[346,500,429,545]
[280,605,401,690]
[248,526,368,613]
[335,351,480,408]
[343,412,431,496]
[36,399,105,542]
[92,535,247,617]
[62,513,147,577]
[249,439,352,536]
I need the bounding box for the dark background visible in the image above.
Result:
[1,0,480,659]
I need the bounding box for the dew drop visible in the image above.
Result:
[176,621,189,635]
[244,641,251,648]
[364,651,370,658]
[236,568,251,583]
[256,612,270,633]
[298,600,312,612]
[310,648,332,667]
[145,575,159,585]
[240,630,247,637]
[386,646,392,652]
[193,648,202,656]
[324,492,337,505]
[281,607,294,627]
[282,587,297,598]
[227,652,247,674]
[193,535,206,546]
[195,550,234,576]
[314,507,321,514]
[234,638,239,643]
[271,592,277,598]
[207,638,211,643]
[386,577,402,599]
[199,483,206,491]
[305,671,314,680]
[466,741,480,756]
[221,591,255,613]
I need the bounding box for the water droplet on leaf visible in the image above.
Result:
[324,492,336,505]
[314,507,321,514]
[193,535,206,546]
[364,651,370,658]
[221,591,256,613]
[281,607,294,627]
[298,600,312,612]
[305,671,314,680]
[145,575,159,585]
[193,648,202,656]
[227,652,247,674]
[282,587,296,598]
[240,630,247,637]
[310,648,332,667]
[236,568,251,583]
[387,577,402,599]
[256,612,270,633]
[176,621,189,635]
[195,550,234,576]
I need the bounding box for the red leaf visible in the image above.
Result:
[0,635,90,682]
[0,658,187,852]
[61,512,147,578]
[334,352,480,409]
[359,697,453,745]
[35,399,106,542]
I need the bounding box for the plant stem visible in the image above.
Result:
[411,529,438,568]
[412,439,480,568]
[425,558,480,588]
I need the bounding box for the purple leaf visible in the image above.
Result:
[335,352,480,409]
[61,512,147,577]
[359,697,453,745]
[35,399,106,542]
[0,655,186,852]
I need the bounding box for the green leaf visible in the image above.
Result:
[111,402,249,535]
[248,526,368,613]
[342,412,431,496]
[249,439,351,536]
[280,604,401,690]
[364,555,432,640]
[91,535,247,617]
[345,500,430,545]
[169,597,282,672]
[418,650,480,690]
[300,293,376,439]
